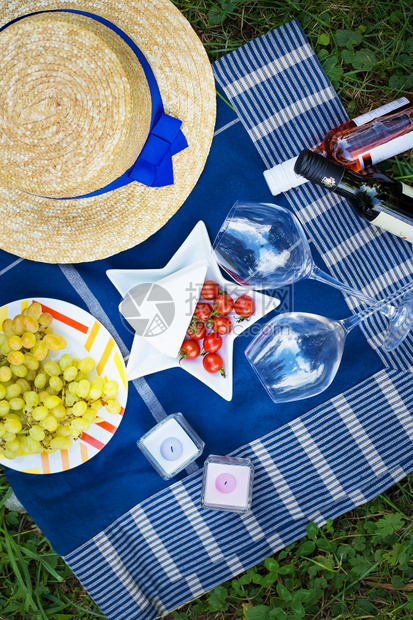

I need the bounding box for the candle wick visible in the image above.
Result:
[171,446,174,453]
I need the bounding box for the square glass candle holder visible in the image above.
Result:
[201,455,254,513]
[137,413,204,480]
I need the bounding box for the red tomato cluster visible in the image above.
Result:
[179,280,255,376]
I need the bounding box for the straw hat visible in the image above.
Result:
[0,1,216,263]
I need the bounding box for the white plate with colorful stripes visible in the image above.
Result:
[0,298,128,474]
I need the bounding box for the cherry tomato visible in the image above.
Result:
[203,332,222,354]
[193,302,213,322]
[234,294,255,318]
[179,339,200,361]
[213,293,234,316]
[201,280,220,300]
[203,352,225,376]
[210,315,232,335]
[187,321,206,340]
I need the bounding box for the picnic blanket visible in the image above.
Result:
[3,20,413,620]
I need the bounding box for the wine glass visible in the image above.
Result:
[213,201,413,351]
[245,280,413,403]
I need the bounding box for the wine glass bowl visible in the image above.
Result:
[213,201,313,289]
[245,312,347,403]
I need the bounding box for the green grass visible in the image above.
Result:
[1,1,413,618]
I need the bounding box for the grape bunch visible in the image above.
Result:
[0,302,122,460]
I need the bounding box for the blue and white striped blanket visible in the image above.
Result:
[4,20,412,620]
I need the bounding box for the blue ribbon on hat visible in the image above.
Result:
[0,9,188,196]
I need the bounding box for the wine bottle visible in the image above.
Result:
[264,96,413,196]
[294,149,413,244]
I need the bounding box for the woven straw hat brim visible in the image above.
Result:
[0,0,216,264]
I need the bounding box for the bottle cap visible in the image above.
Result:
[294,149,345,189]
[263,156,308,195]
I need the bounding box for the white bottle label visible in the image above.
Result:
[357,132,413,169]
[353,97,409,127]
[371,185,413,243]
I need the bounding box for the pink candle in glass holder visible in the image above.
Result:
[201,455,254,513]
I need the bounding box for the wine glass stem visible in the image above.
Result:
[341,279,413,333]
[311,266,396,318]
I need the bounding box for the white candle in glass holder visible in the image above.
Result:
[137,413,204,480]
[201,455,254,513]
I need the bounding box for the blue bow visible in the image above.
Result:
[128,113,188,187]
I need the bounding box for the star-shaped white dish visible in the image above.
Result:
[107,221,280,401]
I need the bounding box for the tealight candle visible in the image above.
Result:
[160,437,184,461]
[201,455,254,513]
[137,413,204,480]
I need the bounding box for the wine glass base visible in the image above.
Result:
[381,292,413,351]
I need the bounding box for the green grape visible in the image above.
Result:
[6,384,22,399]
[89,400,102,413]
[49,375,64,392]
[83,408,97,422]
[9,397,25,411]
[43,394,62,409]
[21,332,37,349]
[65,393,79,407]
[32,406,48,421]
[38,390,49,403]
[1,341,11,355]
[7,335,22,351]
[68,382,79,396]
[58,354,73,371]
[103,380,119,399]
[45,386,58,396]
[89,376,105,400]
[44,334,67,351]
[29,425,45,442]
[2,318,14,337]
[4,414,23,433]
[5,438,20,452]
[25,436,42,454]
[49,435,72,451]
[51,404,67,419]
[10,363,28,378]
[0,384,6,400]
[32,341,48,361]
[16,378,30,393]
[38,312,53,328]
[22,315,39,333]
[0,400,11,416]
[72,400,87,417]
[24,391,40,408]
[11,315,25,335]
[7,350,24,365]
[0,422,5,437]
[78,357,95,373]
[105,399,122,415]
[56,425,72,437]
[77,379,90,399]
[25,369,36,382]
[43,361,61,377]
[74,371,88,383]
[34,372,47,389]
[41,415,58,432]
[70,417,90,432]
[26,302,42,320]
[3,430,16,441]
[24,353,40,370]
[63,366,78,382]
